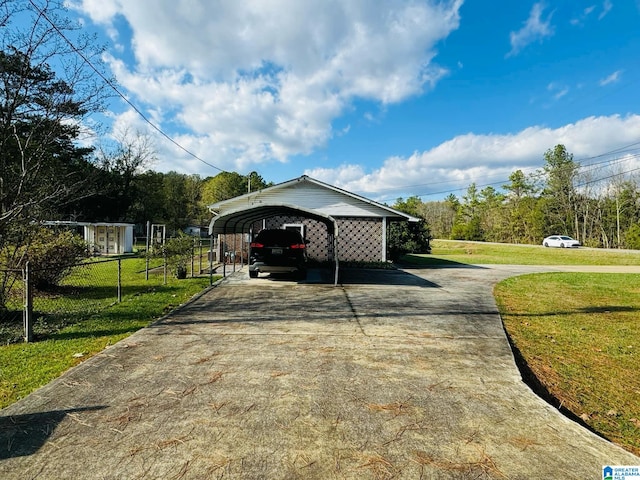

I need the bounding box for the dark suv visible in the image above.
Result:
[248,229,307,279]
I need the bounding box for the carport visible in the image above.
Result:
[209,204,340,285]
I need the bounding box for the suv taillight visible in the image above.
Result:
[290,243,306,249]
[250,242,264,248]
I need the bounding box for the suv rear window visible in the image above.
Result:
[254,229,303,244]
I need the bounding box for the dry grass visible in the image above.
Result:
[203,370,225,384]
[366,400,413,417]
[357,453,397,479]
[412,448,506,479]
[507,436,542,451]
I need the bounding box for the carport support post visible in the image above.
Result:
[209,235,214,285]
[240,233,244,268]
[23,261,33,342]
[222,240,226,277]
[233,234,237,272]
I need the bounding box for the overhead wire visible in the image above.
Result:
[374,146,640,202]
[28,1,640,190]
[27,0,227,173]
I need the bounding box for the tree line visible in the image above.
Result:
[404,144,640,249]
[2,0,638,286]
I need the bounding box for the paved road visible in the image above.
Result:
[0,264,638,479]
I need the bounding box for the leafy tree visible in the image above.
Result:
[504,169,538,200]
[387,196,432,260]
[0,49,95,230]
[129,170,167,225]
[247,171,271,193]
[625,223,640,250]
[502,170,540,243]
[184,174,208,226]
[478,186,506,242]
[451,183,484,240]
[541,144,579,237]
[393,196,423,217]
[0,1,108,308]
[201,171,271,206]
[94,129,157,221]
[161,172,187,233]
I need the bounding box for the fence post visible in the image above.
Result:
[23,261,33,343]
[163,249,168,285]
[145,221,150,281]
[117,258,122,303]
[191,238,195,278]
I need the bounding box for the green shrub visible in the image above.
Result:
[154,235,194,278]
[625,223,640,250]
[23,229,88,290]
[387,220,432,261]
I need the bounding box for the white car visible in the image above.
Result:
[542,235,580,248]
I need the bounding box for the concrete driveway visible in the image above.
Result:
[1,264,638,479]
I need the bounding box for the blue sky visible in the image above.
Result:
[65,0,640,201]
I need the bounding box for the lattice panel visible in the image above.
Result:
[252,216,383,262]
[263,216,330,261]
[336,217,382,262]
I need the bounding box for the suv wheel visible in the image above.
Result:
[249,270,258,278]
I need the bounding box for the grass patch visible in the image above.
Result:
[495,273,640,455]
[403,239,640,266]
[0,256,218,408]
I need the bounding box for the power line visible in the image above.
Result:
[373,149,640,203]
[29,0,640,190]
[370,138,640,202]
[28,0,227,173]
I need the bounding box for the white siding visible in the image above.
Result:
[217,181,391,218]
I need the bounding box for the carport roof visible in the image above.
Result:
[209,203,337,235]
[207,175,419,236]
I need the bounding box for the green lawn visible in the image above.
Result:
[0,257,218,408]
[495,273,640,456]
[404,240,640,456]
[404,239,640,266]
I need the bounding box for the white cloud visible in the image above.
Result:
[570,5,596,26]
[507,3,554,57]
[599,0,613,20]
[73,0,463,172]
[306,115,640,200]
[547,82,569,100]
[599,70,623,86]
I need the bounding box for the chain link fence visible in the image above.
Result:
[1,243,219,344]
[0,269,25,344]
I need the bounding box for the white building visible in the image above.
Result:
[43,221,135,255]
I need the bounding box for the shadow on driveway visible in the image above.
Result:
[0,406,107,460]
[339,267,441,287]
